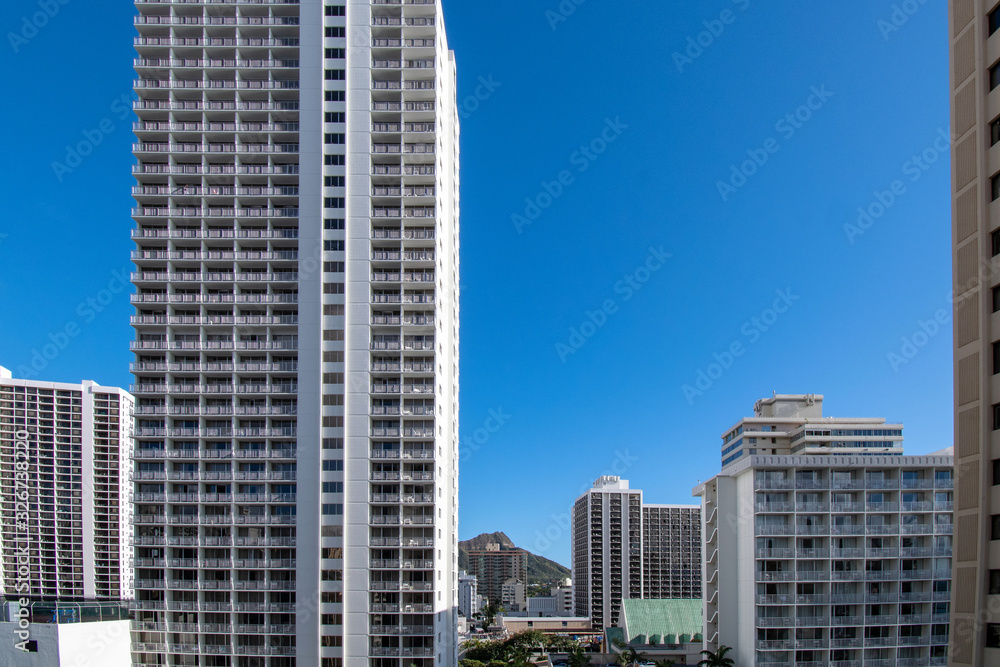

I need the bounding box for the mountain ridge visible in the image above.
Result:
[458,531,571,585]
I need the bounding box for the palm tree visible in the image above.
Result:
[616,646,646,667]
[698,645,734,667]
[567,644,591,667]
[480,602,504,633]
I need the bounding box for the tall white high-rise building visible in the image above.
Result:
[129,1,460,665]
[0,367,134,602]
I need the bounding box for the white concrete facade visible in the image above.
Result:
[720,394,904,468]
[129,0,459,664]
[695,453,955,667]
[0,367,134,601]
[458,571,482,619]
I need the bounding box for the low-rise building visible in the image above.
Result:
[0,600,131,666]
[607,598,704,666]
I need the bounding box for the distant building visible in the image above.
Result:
[527,581,572,617]
[572,477,702,629]
[554,582,573,615]
[500,616,591,635]
[643,504,702,599]
[0,367,134,601]
[467,543,528,609]
[458,571,484,618]
[572,476,642,628]
[501,578,526,613]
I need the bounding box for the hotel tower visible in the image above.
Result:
[129,0,460,664]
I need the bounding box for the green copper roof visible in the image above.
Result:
[619,599,703,642]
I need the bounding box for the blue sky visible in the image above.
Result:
[0,1,950,567]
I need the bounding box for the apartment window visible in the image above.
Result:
[994,459,1000,486]
[325,48,345,59]
[325,112,345,123]
[993,117,1000,146]
[325,154,345,165]
[991,570,1000,594]
[325,133,345,145]
[324,197,345,209]
[325,91,345,102]
[993,515,1000,540]
[995,342,1000,375]
[991,5,1000,36]
[993,174,1000,201]
[325,27,345,38]
[994,403,1000,430]
[994,286,1000,312]
[325,70,345,81]
[324,218,345,230]
[988,624,1000,648]
[325,5,345,16]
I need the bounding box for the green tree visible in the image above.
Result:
[480,602,504,632]
[698,645,735,667]
[653,660,675,667]
[567,643,591,667]
[610,638,647,667]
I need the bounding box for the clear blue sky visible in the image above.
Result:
[0,1,950,567]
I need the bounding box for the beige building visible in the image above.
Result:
[467,544,528,609]
[950,2,1000,665]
